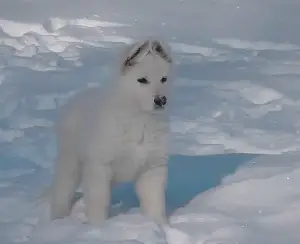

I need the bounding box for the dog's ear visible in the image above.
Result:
[120,40,149,75]
[152,40,173,64]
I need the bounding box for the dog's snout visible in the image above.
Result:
[154,95,167,107]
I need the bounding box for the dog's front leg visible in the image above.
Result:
[82,162,112,226]
[135,159,168,225]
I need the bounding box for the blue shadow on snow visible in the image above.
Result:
[110,153,258,216]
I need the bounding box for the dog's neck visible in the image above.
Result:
[105,76,141,112]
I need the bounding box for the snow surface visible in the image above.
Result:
[1,0,300,243]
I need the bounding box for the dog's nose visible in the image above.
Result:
[154,95,167,107]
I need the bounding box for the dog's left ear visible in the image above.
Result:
[120,40,149,75]
[152,40,173,64]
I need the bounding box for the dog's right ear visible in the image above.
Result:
[120,40,149,75]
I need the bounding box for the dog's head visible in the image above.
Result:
[119,39,173,112]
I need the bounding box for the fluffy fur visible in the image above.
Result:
[49,38,174,226]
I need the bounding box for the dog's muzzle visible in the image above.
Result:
[154,95,167,108]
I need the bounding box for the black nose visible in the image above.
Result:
[154,95,167,107]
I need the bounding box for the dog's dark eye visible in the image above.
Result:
[161,77,167,83]
[137,77,150,84]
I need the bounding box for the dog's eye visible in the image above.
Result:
[161,77,167,83]
[137,77,150,84]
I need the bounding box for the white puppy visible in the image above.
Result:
[49,39,174,226]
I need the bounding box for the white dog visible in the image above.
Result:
[49,39,174,226]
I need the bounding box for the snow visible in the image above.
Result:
[213,38,300,51]
[0,0,300,243]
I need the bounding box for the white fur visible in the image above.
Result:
[49,39,174,226]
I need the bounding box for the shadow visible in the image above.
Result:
[110,153,259,217]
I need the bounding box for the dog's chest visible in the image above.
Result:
[111,116,156,181]
[119,116,152,157]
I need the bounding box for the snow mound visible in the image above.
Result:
[0,18,128,38]
[1,153,300,244]
[0,18,130,71]
[43,17,128,33]
[176,153,300,244]
[0,20,48,38]
[170,43,222,57]
[214,38,300,51]
[225,81,283,105]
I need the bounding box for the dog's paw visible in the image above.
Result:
[162,225,193,244]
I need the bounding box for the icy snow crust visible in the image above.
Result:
[1,0,300,243]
